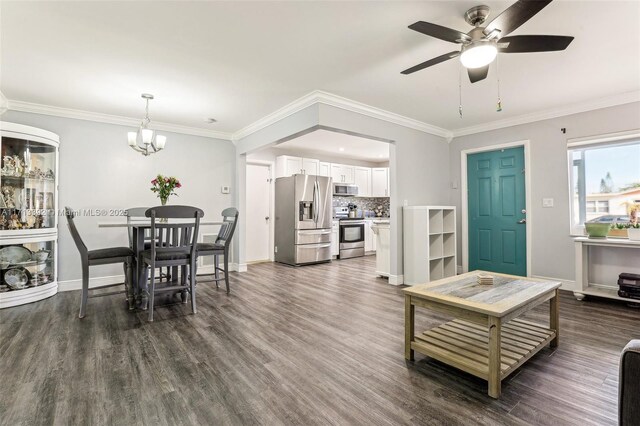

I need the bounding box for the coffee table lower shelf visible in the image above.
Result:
[411,318,556,381]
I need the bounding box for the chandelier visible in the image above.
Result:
[127,93,166,156]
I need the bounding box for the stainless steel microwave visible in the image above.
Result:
[333,183,358,196]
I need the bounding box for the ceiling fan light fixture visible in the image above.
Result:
[460,42,497,69]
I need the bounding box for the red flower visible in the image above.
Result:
[151,179,158,185]
[176,182,182,188]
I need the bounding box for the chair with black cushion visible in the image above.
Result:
[65,207,134,318]
[140,205,203,322]
[196,207,238,293]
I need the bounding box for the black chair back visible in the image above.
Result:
[145,205,204,263]
[65,207,88,257]
[126,207,150,247]
[216,207,239,248]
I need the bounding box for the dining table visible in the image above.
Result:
[98,219,223,308]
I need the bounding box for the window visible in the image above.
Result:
[568,133,640,234]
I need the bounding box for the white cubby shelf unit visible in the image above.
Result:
[403,206,457,285]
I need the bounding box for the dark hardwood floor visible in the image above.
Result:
[1,256,638,425]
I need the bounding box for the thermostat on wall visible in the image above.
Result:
[221,185,230,194]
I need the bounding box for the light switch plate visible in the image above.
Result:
[221,185,230,194]
[542,198,554,208]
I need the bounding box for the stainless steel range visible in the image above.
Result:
[334,207,365,259]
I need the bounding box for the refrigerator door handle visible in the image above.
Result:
[313,180,320,224]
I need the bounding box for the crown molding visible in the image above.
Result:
[6,100,233,141]
[232,90,452,142]
[450,91,640,140]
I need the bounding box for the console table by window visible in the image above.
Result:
[574,237,640,304]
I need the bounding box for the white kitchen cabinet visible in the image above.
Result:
[331,220,340,257]
[275,155,321,177]
[319,161,331,177]
[276,155,303,178]
[302,158,319,175]
[331,163,355,184]
[371,167,389,197]
[371,222,390,277]
[354,167,371,197]
[365,219,377,253]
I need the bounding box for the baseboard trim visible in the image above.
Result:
[531,274,577,291]
[388,274,404,286]
[58,275,125,292]
[58,266,217,292]
[231,263,247,272]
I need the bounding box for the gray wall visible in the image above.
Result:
[449,102,640,285]
[2,111,235,283]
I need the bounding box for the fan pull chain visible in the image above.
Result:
[458,64,463,119]
[496,55,503,112]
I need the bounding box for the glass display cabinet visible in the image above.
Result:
[0,122,59,308]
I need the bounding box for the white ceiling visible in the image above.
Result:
[1,1,639,135]
[274,129,390,162]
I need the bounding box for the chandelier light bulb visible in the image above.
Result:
[141,128,153,145]
[155,135,166,149]
[460,43,497,69]
[127,132,137,146]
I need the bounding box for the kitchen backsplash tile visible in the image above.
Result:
[333,196,390,218]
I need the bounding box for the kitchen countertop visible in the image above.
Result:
[332,217,391,220]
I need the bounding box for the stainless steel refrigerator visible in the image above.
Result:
[274,174,333,266]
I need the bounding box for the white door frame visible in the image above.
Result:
[246,160,275,262]
[460,140,532,276]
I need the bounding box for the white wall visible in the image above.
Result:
[2,111,236,284]
[449,102,640,286]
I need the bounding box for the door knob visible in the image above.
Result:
[517,219,526,224]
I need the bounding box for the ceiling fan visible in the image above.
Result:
[401,0,574,83]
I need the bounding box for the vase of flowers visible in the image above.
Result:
[150,174,182,205]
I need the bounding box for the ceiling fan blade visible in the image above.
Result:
[468,65,489,83]
[498,35,574,53]
[484,0,553,37]
[408,21,470,43]
[401,51,460,75]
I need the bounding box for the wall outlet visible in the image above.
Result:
[274,246,278,253]
[221,185,230,194]
[542,198,554,208]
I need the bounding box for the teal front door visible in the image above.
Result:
[467,146,526,276]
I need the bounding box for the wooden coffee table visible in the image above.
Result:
[403,271,561,398]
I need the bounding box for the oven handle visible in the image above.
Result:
[299,243,332,249]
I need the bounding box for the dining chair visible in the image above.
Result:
[65,207,134,318]
[126,207,170,282]
[140,205,203,322]
[196,207,238,293]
